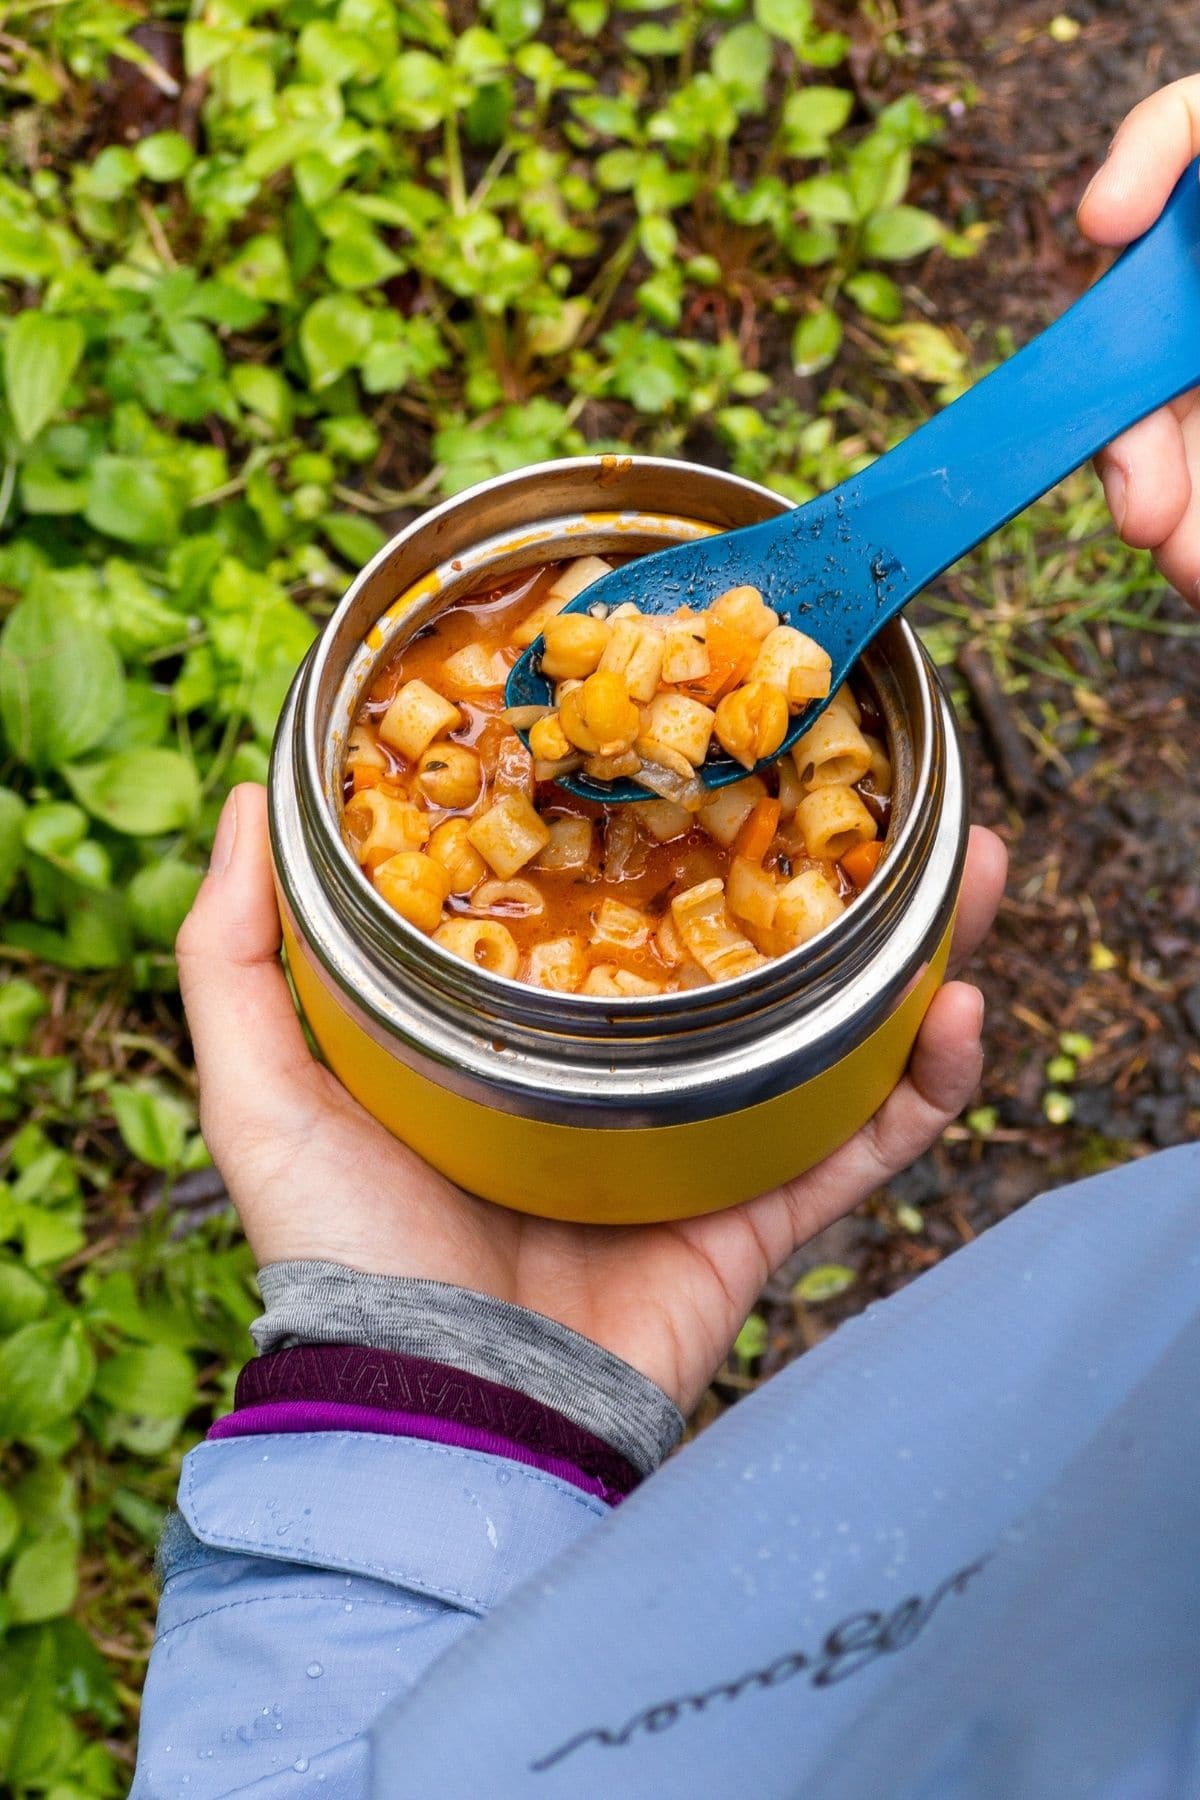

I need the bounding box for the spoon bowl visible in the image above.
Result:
[506,157,1200,803]
[502,496,897,801]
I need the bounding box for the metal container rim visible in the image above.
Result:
[282,456,947,1041]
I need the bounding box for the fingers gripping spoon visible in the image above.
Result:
[505,159,1200,802]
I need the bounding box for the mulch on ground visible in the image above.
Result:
[709,1,1200,1398]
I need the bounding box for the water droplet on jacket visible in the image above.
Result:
[293,1758,310,1773]
[344,1601,354,1612]
[305,1663,323,1679]
[496,1469,511,1485]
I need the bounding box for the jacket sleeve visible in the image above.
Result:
[131,1430,607,1798]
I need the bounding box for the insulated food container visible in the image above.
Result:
[269,456,968,1224]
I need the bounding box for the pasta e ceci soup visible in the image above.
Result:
[341,555,892,995]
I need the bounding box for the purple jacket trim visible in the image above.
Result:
[207,1401,625,1505]
[235,1343,641,1495]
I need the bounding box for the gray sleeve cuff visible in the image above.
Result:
[250,1261,684,1477]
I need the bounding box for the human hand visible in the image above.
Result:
[178,784,1006,1415]
[1079,77,1200,603]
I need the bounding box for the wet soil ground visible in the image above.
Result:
[89,0,1200,1396]
[705,0,1200,1402]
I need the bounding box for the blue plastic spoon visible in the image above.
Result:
[505,159,1200,802]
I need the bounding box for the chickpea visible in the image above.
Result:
[415,742,482,810]
[528,712,572,763]
[559,671,640,757]
[714,681,789,770]
[427,818,487,893]
[540,614,611,679]
[373,850,453,934]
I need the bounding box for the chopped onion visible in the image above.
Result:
[501,704,555,730]
[603,810,646,881]
[534,753,584,782]
[635,758,704,813]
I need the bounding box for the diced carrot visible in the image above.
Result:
[350,765,385,793]
[840,839,883,890]
[733,796,782,865]
[678,619,757,704]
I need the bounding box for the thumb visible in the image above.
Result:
[1078,77,1200,246]
[177,783,316,1161]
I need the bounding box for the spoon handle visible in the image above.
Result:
[795,158,1200,605]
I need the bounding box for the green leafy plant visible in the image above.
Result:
[0,0,988,1780]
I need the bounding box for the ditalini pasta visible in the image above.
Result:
[341,558,893,993]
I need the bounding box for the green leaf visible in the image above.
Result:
[111,1487,167,1548]
[0,594,124,771]
[300,294,374,388]
[220,233,295,305]
[862,204,943,261]
[793,1262,857,1304]
[108,1082,192,1170]
[712,22,772,110]
[18,1207,85,1272]
[0,1263,49,1333]
[321,512,388,565]
[0,1629,75,1785]
[790,305,842,375]
[64,749,199,836]
[84,456,186,547]
[7,1527,77,1625]
[844,270,903,322]
[0,1492,19,1562]
[94,1344,197,1419]
[83,145,138,199]
[780,84,852,152]
[12,1463,79,1542]
[96,680,172,753]
[3,314,85,445]
[754,0,812,48]
[733,1312,768,1365]
[133,132,195,182]
[0,787,25,904]
[22,801,87,861]
[0,979,47,1050]
[0,1318,95,1440]
[848,134,910,218]
[325,230,405,291]
[128,860,204,950]
[45,1619,120,1728]
[791,173,855,222]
